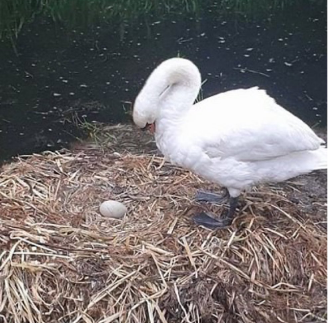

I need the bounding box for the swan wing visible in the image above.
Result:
[185,88,323,162]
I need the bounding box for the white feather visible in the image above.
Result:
[133,58,327,198]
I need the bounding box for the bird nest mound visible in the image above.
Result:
[0,124,326,323]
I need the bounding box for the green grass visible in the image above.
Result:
[0,0,325,41]
[0,0,201,41]
[216,0,325,15]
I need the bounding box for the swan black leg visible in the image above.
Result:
[193,196,239,229]
[195,188,229,203]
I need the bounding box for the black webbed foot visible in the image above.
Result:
[193,212,233,229]
[193,196,239,229]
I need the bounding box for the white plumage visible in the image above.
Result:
[133,57,327,227]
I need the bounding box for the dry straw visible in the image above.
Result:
[0,124,326,323]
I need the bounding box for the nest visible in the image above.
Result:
[0,124,326,323]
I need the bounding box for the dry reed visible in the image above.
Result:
[0,124,326,323]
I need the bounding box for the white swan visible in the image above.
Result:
[133,57,327,228]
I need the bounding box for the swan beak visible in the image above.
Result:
[142,122,156,134]
[149,123,155,133]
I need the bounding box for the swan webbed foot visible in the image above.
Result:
[193,212,233,229]
[193,196,239,229]
[195,189,229,203]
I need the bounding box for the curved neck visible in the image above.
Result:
[139,58,202,123]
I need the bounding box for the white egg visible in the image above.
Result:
[99,200,127,219]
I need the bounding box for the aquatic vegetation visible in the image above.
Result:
[0,0,324,41]
[0,0,199,41]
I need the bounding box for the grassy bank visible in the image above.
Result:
[0,0,325,41]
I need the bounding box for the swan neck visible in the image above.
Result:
[156,59,201,120]
[133,58,201,129]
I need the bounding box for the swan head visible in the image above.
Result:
[133,95,158,129]
[133,57,202,129]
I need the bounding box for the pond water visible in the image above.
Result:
[0,3,326,163]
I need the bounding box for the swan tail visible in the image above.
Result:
[308,146,327,170]
[260,147,327,183]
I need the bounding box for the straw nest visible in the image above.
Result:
[0,124,326,323]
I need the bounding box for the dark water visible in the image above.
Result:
[0,3,326,163]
